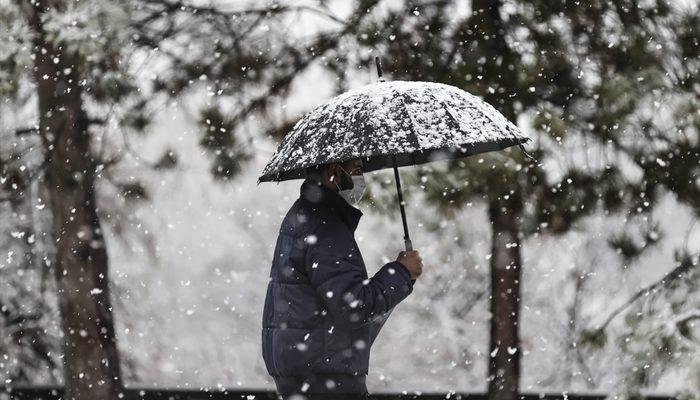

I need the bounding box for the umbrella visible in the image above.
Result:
[259,59,530,251]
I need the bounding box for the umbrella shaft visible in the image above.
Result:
[392,156,412,252]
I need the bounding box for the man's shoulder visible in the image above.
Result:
[281,198,351,242]
[279,198,326,236]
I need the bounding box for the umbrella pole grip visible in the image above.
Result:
[392,155,413,252]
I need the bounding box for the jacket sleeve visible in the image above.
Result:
[305,227,414,329]
[368,307,394,347]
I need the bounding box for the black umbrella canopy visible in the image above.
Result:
[259,79,530,251]
[258,80,529,183]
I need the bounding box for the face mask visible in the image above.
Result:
[339,175,366,205]
[333,165,366,205]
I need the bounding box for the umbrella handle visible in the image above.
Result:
[404,238,413,252]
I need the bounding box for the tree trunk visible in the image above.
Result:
[23,1,122,399]
[468,0,522,397]
[487,202,521,400]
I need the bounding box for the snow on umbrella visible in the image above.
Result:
[259,65,530,251]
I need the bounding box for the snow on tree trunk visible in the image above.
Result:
[26,1,122,398]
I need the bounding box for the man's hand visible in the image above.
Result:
[396,250,423,280]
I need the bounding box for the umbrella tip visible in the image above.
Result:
[519,144,538,163]
[374,57,385,82]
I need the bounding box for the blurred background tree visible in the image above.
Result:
[1,0,379,398]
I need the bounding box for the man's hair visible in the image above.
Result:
[305,159,360,178]
[305,164,326,177]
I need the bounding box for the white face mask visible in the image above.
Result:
[339,174,366,205]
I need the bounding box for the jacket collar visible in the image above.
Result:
[300,177,363,233]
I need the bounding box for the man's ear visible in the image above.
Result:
[326,163,340,183]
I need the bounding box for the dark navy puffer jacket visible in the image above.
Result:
[261,177,414,389]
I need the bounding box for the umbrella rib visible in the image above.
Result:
[468,93,522,145]
[425,88,470,153]
[347,94,373,159]
[267,116,310,181]
[395,92,422,165]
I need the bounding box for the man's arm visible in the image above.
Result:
[305,228,414,330]
[367,278,416,345]
[367,306,393,346]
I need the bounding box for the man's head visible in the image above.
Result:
[305,159,364,192]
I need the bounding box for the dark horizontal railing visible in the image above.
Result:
[0,387,677,400]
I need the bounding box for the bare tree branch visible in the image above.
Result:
[227,0,381,126]
[136,0,345,24]
[593,260,696,333]
[15,127,38,136]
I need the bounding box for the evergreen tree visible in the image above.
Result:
[360,1,698,398]
[1,0,372,398]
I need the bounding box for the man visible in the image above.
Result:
[261,158,423,400]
